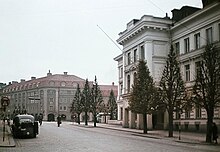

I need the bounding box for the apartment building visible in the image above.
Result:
[0,71,117,121]
[114,0,220,132]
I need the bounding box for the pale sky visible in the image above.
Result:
[0,0,202,85]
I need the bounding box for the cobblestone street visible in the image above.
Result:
[0,122,219,152]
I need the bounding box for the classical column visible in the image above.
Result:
[129,112,136,129]
[137,114,143,129]
[122,108,129,128]
[147,114,153,130]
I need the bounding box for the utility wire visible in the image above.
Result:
[146,0,208,43]
[97,25,122,52]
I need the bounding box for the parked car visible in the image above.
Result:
[11,114,39,138]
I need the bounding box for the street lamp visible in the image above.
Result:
[1,96,10,142]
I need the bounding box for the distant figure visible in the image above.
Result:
[6,117,10,126]
[38,114,43,126]
[212,122,218,144]
[57,116,61,127]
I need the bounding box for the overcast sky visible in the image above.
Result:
[0,0,202,85]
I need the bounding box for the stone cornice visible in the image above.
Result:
[117,15,172,45]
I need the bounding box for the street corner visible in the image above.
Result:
[0,133,16,147]
[0,125,16,147]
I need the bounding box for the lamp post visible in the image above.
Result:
[1,96,10,142]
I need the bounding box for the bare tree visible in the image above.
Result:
[192,44,220,143]
[159,45,185,137]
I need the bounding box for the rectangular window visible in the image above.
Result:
[120,84,123,95]
[49,106,53,111]
[196,106,201,118]
[206,27,213,44]
[134,49,137,62]
[127,52,131,65]
[120,67,123,78]
[185,110,190,119]
[185,64,190,81]
[140,45,145,60]
[127,75,130,93]
[175,42,180,55]
[49,98,54,104]
[184,38,190,53]
[194,33,200,49]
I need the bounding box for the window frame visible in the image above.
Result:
[206,27,213,44]
[185,64,190,82]
[194,33,200,49]
[184,38,190,53]
[175,42,180,55]
[140,45,145,60]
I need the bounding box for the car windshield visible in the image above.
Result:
[20,118,33,123]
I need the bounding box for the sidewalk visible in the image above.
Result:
[73,122,219,145]
[1,121,218,147]
[0,120,16,147]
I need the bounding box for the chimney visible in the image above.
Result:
[31,77,36,80]
[202,0,219,8]
[47,70,52,76]
[64,72,68,75]
[12,81,18,84]
[20,79,25,83]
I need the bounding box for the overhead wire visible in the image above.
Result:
[146,0,208,43]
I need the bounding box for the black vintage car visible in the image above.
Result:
[11,114,39,138]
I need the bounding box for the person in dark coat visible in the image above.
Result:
[57,115,62,127]
[38,114,43,126]
[212,122,218,144]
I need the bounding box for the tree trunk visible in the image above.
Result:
[143,113,148,134]
[168,110,173,137]
[94,114,97,127]
[206,108,214,143]
[77,113,80,124]
[85,111,88,126]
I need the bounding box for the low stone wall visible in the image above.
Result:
[107,120,122,125]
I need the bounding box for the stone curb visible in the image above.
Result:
[72,123,220,146]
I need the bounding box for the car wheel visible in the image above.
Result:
[13,131,18,138]
[32,133,36,138]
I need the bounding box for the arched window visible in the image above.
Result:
[49,81,55,86]
[133,72,137,83]
[61,81,66,87]
[127,75,130,93]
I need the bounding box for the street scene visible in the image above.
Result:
[0,121,220,152]
[1,0,220,151]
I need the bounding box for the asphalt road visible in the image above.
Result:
[0,122,219,152]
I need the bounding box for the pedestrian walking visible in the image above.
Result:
[57,115,62,127]
[212,122,218,144]
[38,114,43,126]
